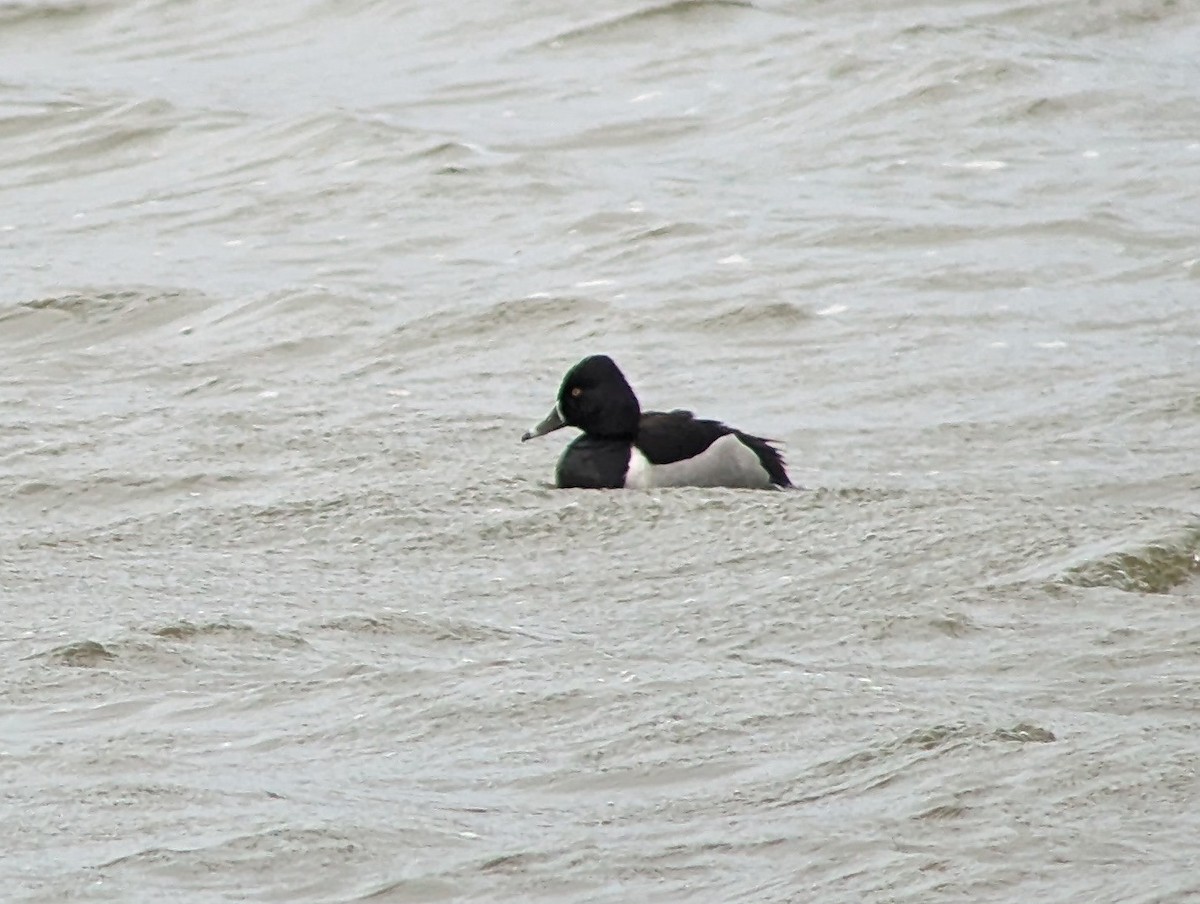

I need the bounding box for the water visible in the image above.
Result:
[2,1,1199,901]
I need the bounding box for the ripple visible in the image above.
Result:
[534,0,757,49]
[691,300,813,333]
[0,0,101,28]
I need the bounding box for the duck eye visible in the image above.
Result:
[570,387,582,398]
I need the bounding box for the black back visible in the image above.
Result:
[636,410,791,488]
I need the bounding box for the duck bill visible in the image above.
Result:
[521,405,566,442]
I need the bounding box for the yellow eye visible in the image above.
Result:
[570,387,582,398]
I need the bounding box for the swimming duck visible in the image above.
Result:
[521,355,790,489]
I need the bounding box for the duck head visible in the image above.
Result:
[521,355,642,441]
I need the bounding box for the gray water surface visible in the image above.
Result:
[2,1,1199,901]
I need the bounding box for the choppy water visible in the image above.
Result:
[3,1,1200,901]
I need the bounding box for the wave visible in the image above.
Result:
[31,639,116,667]
[1058,522,1200,594]
[0,286,212,351]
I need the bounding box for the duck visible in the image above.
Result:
[521,355,790,490]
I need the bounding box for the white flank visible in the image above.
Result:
[624,434,774,489]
